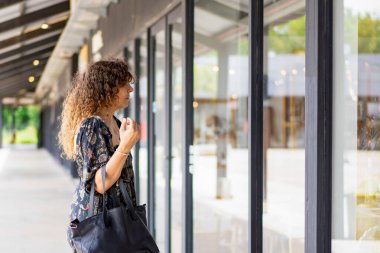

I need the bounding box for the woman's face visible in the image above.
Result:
[115,82,134,109]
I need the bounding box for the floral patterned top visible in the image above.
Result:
[68,115,137,223]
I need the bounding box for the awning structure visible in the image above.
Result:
[0,0,304,105]
[34,0,118,102]
[0,0,70,104]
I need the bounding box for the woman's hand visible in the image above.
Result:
[118,117,140,153]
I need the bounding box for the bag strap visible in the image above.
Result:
[87,164,108,221]
[118,177,138,220]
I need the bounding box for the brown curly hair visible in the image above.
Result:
[57,58,135,160]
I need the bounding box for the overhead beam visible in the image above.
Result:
[0,80,39,97]
[0,34,59,60]
[0,19,66,49]
[0,46,54,71]
[0,82,38,98]
[0,59,47,80]
[0,0,23,9]
[0,53,50,74]
[0,1,69,33]
[0,76,40,90]
[196,0,248,26]
[0,43,55,65]
[173,23,220,50]
[0,72,42,91]
[264,0,305,27]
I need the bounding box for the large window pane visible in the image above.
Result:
[153,29,166,252]
[170,16,183,252]
[138,34,148,207]
[193,0,249,252]
[332,1,380,252]
[263,1,306,252]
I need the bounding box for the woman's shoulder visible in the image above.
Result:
[78,115,110,137]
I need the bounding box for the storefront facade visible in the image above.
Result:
[42,0,380,252]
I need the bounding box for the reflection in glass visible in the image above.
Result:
[332,1,380,252]
[153,29,166,252]
[193,0,249,252]
[170,17,183,252]
[138,34,148,207]
[126,46,136,120]
[263,1,305,252]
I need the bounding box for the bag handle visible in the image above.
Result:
[88,165,138,221]
[88,164,108,226]
[118,177,139,220]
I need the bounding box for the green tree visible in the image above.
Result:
[268,16,306,54]
[358,14,380,53]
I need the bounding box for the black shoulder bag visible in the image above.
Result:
[67,165,160,252]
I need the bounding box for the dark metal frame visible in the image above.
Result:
[249,1,263,253]
[165,16,173,253]
[133,38,142,204]
[305,0,333,253]
[147,27,155,236]
[181,0,193,252]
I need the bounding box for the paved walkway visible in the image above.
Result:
[0,144,77,253]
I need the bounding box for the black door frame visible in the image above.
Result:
[305,0,333,253]
[181,1,194,252]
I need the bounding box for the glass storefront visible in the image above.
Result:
[333,1,380,252]
[193,0,249,252]
[138,34,149,207]
[126,45,136,120]
[152,27,167,252]
[104,0,380,252]
[263,1,306,252]
[170,14,183,253]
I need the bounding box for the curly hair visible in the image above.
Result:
[57,58,135,160]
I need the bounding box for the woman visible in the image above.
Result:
[57,58,141,251]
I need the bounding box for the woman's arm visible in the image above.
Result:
[93,117,140,194]
[93,147,130,194]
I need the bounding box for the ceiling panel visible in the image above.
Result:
[0,0,69,100]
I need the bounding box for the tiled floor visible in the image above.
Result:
[0,145,76,253]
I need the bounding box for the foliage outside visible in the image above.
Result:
[1,105,40,144]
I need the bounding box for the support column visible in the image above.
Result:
[0,102,3,149]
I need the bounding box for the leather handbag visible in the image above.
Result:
[67,165,160,252]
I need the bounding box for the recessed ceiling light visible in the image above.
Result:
[33,60,39,66]
[41,23,49,29]
[28,76,35,83]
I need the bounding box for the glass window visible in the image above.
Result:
[138,34,149,207]
[263,1,306,252]
[153,28,166,252]
[332,1,380,252]
[170,15,183,252]
[193,0,249,251]
[126,46,136,120]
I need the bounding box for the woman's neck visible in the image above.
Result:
[96,109,115,123]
